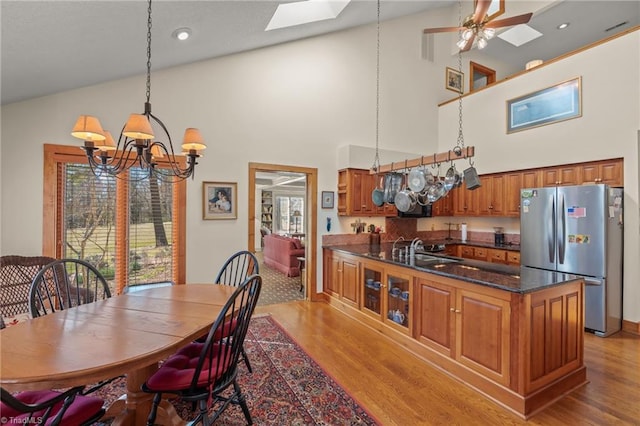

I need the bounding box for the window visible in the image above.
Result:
[275,195,304,234]
[43,144,186,294]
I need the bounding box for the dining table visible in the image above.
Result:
[0,283,238,426]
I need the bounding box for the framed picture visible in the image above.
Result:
[203,181,237,220]
[321,191,334,209]
[507,77,582,134]
[446,67,464,94]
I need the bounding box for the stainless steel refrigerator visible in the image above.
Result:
[520,184,624,337]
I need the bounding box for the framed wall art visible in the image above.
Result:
[321,191,334,209]
[203,181,237,220]
[446,67,464,94]
[507,77,582,134]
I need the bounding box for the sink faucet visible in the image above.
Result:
[410,238,424,258]
[392,236,405,258]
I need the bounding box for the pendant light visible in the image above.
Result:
[71,0,206,181]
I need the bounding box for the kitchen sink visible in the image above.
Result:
[412,253,461,267]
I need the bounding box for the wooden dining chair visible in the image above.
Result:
[28,258,119,394]
[29,258,111,318]
[0,255,56,326]
[213,250,259,373]
[142,274,262,426]
[0,385,105,426]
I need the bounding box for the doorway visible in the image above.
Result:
[248,163,318,301]
[469,61,496,92]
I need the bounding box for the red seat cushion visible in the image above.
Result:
[146,343,233,391]
[0,390,103,426]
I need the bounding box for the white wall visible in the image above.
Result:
[438,31,640,322]
[1,8,638,322]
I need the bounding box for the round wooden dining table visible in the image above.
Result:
[0,283,237,426]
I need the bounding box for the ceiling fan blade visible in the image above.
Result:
[460,34,475,52]
[473,0,492,24]
[485,12,533,28]
[423,26,464,34]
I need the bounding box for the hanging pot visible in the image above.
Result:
[426,180,446,203]
[371,174,385,207]
[383,172,403,204]
[443,164,457,192]
[394,172,416,212]
[408,167,426,192]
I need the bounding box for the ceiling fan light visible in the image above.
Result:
[462,28,474,41]
[483,27,496,39]
[477,37,488,49]
[456,38,468,49]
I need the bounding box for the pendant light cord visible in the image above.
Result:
[456,0,465,152]
[146,0,153,105]
[372,0,381,172]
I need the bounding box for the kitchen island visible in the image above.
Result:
[323,243,586,419]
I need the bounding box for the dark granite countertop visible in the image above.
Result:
[324,243,579,294]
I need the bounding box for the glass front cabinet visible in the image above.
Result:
[361,261,413,336]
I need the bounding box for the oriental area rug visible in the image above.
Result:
[97,315,378,425]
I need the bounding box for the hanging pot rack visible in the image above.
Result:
[370,146,475,174]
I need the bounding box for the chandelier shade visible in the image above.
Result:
[72,0,205,181]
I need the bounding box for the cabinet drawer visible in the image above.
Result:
[507,251,520,265]
[474,248,488,260]
[489,249,507,263]
[460,246,474,258]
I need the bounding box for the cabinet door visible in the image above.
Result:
[521,170,541,189]
[460,246,474,259]
[581,159,623,186]
[416,278,455,356]
[504,172,522,217]
[362,262,385,319]
[455,289,511,386]
[453,186,476,216]
[384,268,413,335]
[542,166,580,186]
[341,258,360,308]
[432,192,453,216]
[473,247,488,261]
[443,244,458,256]
[323,250,340,297]
[337,170,348,216]
[476,175,493,216]
[350,170,365,215]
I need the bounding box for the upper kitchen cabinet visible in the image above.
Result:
[337,168,397,217]
[477,174,505,216]
[432,191,454,216]
[580,159,623,186]
[541,165,581,187]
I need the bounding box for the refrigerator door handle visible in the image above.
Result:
[584,278,602,286]
[548,194,556,263]
[559,193,566,264]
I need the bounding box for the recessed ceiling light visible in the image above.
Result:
[557,23,570,30]
[172,27,191,41]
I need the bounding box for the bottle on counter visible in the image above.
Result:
[461,223,467,242]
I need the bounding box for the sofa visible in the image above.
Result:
[263,234,305,277]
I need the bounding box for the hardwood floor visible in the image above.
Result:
[255,301,640,425]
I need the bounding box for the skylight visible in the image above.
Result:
[497,24,543,47]
[265,0,351,31]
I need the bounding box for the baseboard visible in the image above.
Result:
[622,319,640,335]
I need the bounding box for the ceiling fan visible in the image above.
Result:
[423,0,533,51]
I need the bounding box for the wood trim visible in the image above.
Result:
[247,162,318,301]
[439,26,640,106]
[622,319,640,335]
[469,61,496,92]
[374,146,475,174]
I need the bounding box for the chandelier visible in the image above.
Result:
[70,0,206,181]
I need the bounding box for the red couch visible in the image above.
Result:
[263,234,305,277]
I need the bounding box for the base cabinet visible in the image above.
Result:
[324,249,586,418]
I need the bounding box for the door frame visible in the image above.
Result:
[248,162,319,300]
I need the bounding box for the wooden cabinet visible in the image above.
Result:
[460,245,487,261]
[487,248,507,264]
[507,251,520,265]
[452,185,477,216]
[323,248,586,418]
[323,249,360,308]
[416,276,511,386]
[443,244,458,256]
[432,192,454,216]
[477,174,505,216]
[542,165,581,187]
[580,159,623,186]
[337,169,397,217]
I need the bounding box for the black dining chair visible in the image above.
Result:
[212,250,259,373]
[29,258,118,394]
[29,258,111,318]
[0,385,105,426]
[142,274,262,426]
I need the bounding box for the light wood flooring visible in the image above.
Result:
[255,301,640,425]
